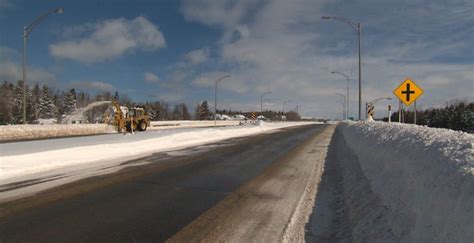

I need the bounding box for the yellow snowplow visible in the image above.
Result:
[104,101,150,133]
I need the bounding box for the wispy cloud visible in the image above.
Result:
[144,72,159,83]
[184,47,210,65]
[69,80,115,92]
[0,45,56,86]
[50,16,166,64]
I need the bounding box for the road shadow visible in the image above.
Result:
[304,129,351,242]
[305,128,399,242]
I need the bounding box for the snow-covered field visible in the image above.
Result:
[338,121,474,242]
[0,122,315,200]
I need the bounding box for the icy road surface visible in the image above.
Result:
[0,122,316,202]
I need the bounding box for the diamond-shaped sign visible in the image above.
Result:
[393,78,423,106]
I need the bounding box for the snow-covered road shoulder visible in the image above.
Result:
[338,121,474,242]
[0,122,316,185]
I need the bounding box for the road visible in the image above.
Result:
[0,124,335,242]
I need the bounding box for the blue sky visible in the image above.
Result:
[1,0,473,119]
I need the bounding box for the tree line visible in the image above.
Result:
[0,80,302,125]
[0,80,196,124]
[384,100,473,133]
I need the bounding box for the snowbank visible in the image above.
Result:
[149,120,240,129]
[0,122,315,182]
[338,121,474,242]
[0,124,116,142]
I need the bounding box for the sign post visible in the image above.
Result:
[394,78,423,124]
[388,104,392,123]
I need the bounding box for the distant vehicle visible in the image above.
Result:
[104,101,151,132]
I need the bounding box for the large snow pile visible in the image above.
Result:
[0,124,116,142]
[338,121,474,242]
[0,122,315,182]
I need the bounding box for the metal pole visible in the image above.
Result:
[261,95,263,116]
[346,77,349,119]
[23,26,27,124]
[358,23,362,121]
[398,100,401,123]
[401,104,404,123]
[414,100,417,124]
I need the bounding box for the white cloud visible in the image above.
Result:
[180,0,473,119]
[180,0,257,29]
[50,16,166,64]
[0,60,56,85]
[69,81,115,92]
[144,72,159,83]
[0,0,11,10]
[184,47,210,64]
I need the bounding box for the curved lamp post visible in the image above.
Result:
[322,16,361,121]
[214,74,230,126]
[331,71,350,119]
[366,97,392,119]
[23,7,64,124]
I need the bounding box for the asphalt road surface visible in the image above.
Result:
[0,124,334,242]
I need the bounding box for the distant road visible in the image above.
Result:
[0,124,334,242]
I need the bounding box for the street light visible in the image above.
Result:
[322,16,362,121]
[366,97,392,119]
[331,71,350,119]
[22,7,64,124]
[335,92,346,120]
[260,91,271,117]
[214,74,230,126]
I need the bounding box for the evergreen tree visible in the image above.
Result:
[12,80,25,123]
[63,88,77,115]
[0,82,14,124]
[113,91,119,101]
[31,84,41,120]
[199,100,210,120]
[38,85,56,119]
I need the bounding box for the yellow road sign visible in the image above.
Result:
[393,78,423,106]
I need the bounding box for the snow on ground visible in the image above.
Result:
[0,122,315,184]
[0,120,244,142]
[0,124,116,141]
[337,121,474,242]
[149,120,241,129]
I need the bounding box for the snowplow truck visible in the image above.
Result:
[108,101,150,132]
